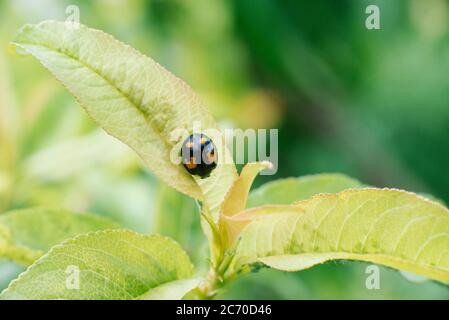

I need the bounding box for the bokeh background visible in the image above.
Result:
[1,0,449,299]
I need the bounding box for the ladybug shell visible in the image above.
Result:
[181,133,217,178]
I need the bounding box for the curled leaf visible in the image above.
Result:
[222,161,273,217]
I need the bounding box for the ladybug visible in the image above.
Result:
[181,133,217,178]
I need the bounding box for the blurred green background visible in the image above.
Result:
[1,0,449,299]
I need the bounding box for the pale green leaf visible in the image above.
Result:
[228,188,449,284]
[137,278,201,300]
[247,173,362,208]
[219,161,273,247]
[221,161,273,217]
[0,230,194,300]
[221,173,362,250]
[0,207,119,266]
[12,21,237,216]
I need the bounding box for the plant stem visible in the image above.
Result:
[195,249,239,299]
[196,207,241,299]
[196,269,224,300]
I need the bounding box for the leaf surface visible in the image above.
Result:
[12,21,237,214]
[218,162,273,247]
[221,161,273,217]
[247,173,362,207]
[229,188,449,284]
[0,230,194,299]
[0,207,118,266]
[137,278,200,300]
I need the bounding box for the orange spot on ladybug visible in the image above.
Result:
[185,141,193,148]
[185,157,197,170]
[200,137,207,145]
[207,151,216,163]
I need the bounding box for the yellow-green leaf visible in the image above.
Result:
[221,173,362,248]
[12,21,237,215]
[221,161,273,217]
[228,188,449,284]
[0,230,194,300]
[247,173,362,207]
[137,278,201,300]
[219,161,272,247]
[0,207,119,266]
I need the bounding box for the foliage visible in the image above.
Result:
[0,207,118,266]
[1,230,196,299]
[0,20,447,300]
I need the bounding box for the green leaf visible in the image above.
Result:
[247,173,363,207]
[0,230,195,300]
[227,188,449,284]
[221,173,362,249]
[221,162,273,217]
[219,161,272,247]
[12,21,237,217]
[0,207,119,266]
[137,278,201,300]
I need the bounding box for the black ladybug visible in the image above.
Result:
[181,133,217,178]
